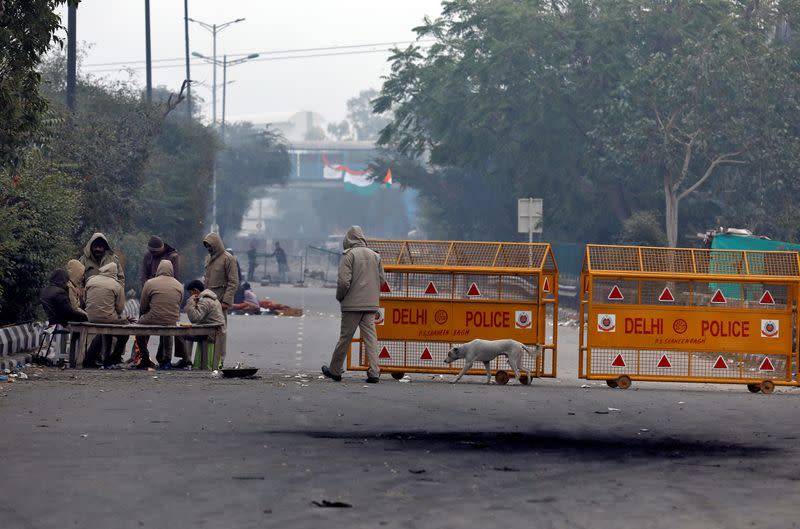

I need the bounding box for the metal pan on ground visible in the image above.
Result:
[222,367,259,378]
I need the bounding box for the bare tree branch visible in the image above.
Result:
[162,80,190,117]
[677,152,747,201]
[673,130,699,193]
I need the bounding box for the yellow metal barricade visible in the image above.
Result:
[347,240,558,384]
[579,245,800,393]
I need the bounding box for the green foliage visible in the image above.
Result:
[40,79,162,239]
[0,0,68,167]
[216,122,291,238]
[346,88,390,141]
[377,0,800,245]
[1,48,219,318]
[0,153,80,324]
[616,211,667,247]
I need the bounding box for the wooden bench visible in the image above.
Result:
[64,322,222,370]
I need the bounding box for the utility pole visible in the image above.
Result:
[211,24,217,124]
[221,55,227,138]
[183,0,192,119]
[66,1,77,110]
[144,0,152,103]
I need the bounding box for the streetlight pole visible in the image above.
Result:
[222,55,227,138]
[191,50,257,234]
[183,0,191,119]
[188,16,244,125]
[66,1,77,110]
[144,0,152,103]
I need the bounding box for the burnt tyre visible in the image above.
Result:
[391,372,405,381]
[495,370,510,385]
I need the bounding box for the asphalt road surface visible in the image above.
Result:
[2,284,799,529]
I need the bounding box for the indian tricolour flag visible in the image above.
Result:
[344,171,377,194]
[343,168,393,194]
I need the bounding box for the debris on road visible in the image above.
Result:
[312,500,352,508]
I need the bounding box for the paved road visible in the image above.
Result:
[2,285,799,529]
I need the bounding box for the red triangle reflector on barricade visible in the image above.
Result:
[380,282,391,293]
[542,277,551,293]
[759,357,775,371]
[657,355,672,368]
[713,356,728,369]
[424,281,438,295]
[608,285,624,301]
[379,346,391,359]
[659,287,675,302]
[711,289,727,304]
[611,354,626,367]
[466,283,481,296]
[419,347,433,360]
[759,290,775,305]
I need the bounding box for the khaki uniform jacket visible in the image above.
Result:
[79,232,125,287]
[203,232,239,306]
[66,259,88,317]
[186,289,226,336]
[137,260,183,325]
[85,263,126,324]
[336,226,385,312]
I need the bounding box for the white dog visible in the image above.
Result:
[444,339,539,384]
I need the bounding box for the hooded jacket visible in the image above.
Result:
[79,232,125,287]
[336,226,385,312]
[202,232,239,306]
[66,259,88,315]
[137,260,183,325]
[186,289,226,336]
[140,242,181,288]
[85,263,126,324]
[40,270,89,326]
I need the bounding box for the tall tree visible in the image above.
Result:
[346,88,390,141]
[0,0,70,167]
[376,0,800,246]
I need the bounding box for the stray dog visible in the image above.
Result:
[444,339,539,384]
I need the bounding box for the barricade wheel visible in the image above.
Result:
[519,374,530,385]
[606,379,618,388]
[616,376,632,390]
[747,384,761,393]
[495,371,510,385]
[391,372,405,381]
[760,380,775,394]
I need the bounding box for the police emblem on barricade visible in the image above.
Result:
[597,314,616,332]
[761,319,779,338]
[375,308,385,326]
[515,310,533,329]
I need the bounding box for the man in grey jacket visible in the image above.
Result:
[322,226,385,383]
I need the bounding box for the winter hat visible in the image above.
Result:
[147,235,165,251]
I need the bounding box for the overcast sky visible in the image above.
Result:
[56,0,442,123]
